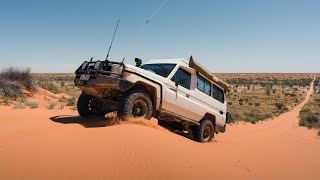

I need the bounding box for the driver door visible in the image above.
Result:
[162,67,192,117]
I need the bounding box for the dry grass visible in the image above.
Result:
[0,66,37,98]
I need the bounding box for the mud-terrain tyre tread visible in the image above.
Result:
[194,119,214,143]
[118,90,153,120]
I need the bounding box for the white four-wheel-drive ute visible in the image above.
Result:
[74,56,231,142]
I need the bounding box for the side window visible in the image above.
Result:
[197,75,211,96]
[171,68,191,89]
[212,84,225,103]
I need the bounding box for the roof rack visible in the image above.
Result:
[189,56,231,92]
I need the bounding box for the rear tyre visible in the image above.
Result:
[118,91,153,120]
[193,120,214,143]
[77,93,107,117]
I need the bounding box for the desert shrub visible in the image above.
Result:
[248,102,253,106]
[239,98,244,102]
[66,97,76,106]
[272,89,277,94]
[0,67,36,91]
[275,103,288,111]
[39,82,61,94]
[0,67,37,98]
[239,101,244,106]
[254,103,260,106]
[13,102,26,109]
[47,102,56,109]
[227,102,233,105]
[0,78,22,98]
[25,101,39,109]
[2,98,10,106]
[290,93,297,97]
[231,113,242,122]
[299,111,320,129]
[58,96,67,102]
[243,109,272,123]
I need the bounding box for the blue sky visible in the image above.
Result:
[0,0,319,73]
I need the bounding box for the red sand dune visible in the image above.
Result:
[0,80,319,180]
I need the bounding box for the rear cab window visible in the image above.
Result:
[212,83,225,103]
[196,74,225,104]
[197,75,211,96]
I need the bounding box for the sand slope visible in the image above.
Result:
[0,80,319,180]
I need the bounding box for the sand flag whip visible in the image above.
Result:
[145,0,169,24]
[122,0,169,63]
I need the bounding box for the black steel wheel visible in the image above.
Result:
[193,119,214,143]
[118,91,153,120]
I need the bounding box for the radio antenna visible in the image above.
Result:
[121,0,169,63]
[105,19,120,61]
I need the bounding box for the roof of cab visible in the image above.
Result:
[144,58,189,66]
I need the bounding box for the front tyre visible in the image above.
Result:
[194,120,214,143]
[118,91,153,120]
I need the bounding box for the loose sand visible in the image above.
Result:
[0,80,319,180]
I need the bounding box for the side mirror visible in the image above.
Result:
[135,58,142,67]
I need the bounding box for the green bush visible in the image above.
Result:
[299,111,320,129]
[254,103,260,106]
[47,102,56,109]
[243,109,272,123]
[227,102,233,105]
[275,103,288,111]
[290,93,297,97]
[25,101,39,109]
[39,82,61,94]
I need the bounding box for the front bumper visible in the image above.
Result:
[74,60,134,97]
[74,74,133,98]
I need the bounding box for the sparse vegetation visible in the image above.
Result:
[66,97,76,106]
[47,102,56,109]
[217,73,314,123]
[299,111,320,129]
[13,102,26,109]
[25,101,39,109]
[299,75,320,134]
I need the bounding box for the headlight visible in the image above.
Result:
[111,64,123,75]
[81,61,88,70]
[94,60,101,69]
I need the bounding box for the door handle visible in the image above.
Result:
[169,88,177,92]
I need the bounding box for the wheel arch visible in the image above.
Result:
[125,81,159,116]
[201,113,216,126]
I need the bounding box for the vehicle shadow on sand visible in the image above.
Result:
[50,115,198,141]
[49,115,121,128]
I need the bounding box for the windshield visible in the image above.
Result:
[140,64,176,78]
